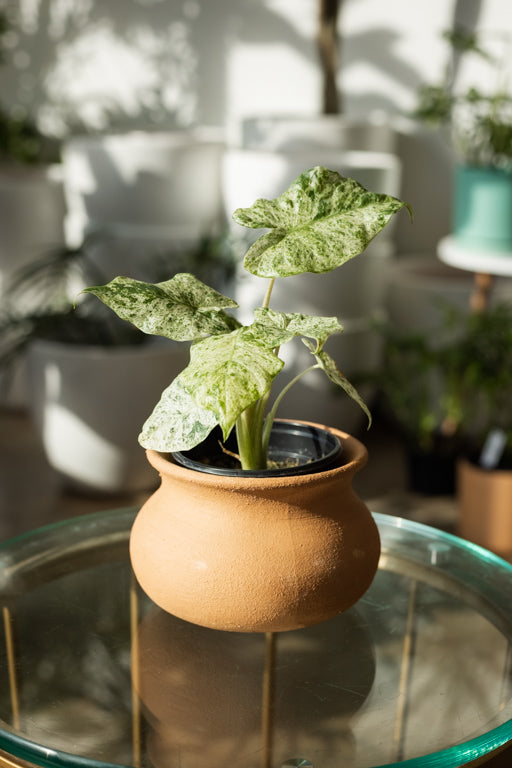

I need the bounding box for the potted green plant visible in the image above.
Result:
[83,166,410,632]
[371,303,512,552]
[450,303,512,557]
[415,27,512,252]
[369,324,463,496]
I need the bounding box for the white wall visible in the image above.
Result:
[0,0,511,254]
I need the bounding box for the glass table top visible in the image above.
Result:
[0,508,510,768]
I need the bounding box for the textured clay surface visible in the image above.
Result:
[130,422,381,632]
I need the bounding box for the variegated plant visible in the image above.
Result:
[83,167,410,470]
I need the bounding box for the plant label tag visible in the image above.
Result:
[479,428,507,469]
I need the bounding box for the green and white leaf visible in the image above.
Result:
[82,273,239,341]
[233,166,410,278]
[303,339,372,427]
[251,308,343,351]
[180,329,284,439]
[138,376,218,452]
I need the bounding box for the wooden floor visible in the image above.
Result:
[0,407,458,544]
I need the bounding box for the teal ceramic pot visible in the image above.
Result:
[453,164,512,252]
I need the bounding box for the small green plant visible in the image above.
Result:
[415,28,512,169]
[84,167,409,470]
[374,303,512,466]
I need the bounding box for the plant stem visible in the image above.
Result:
[262,278,275,309]
[262,365,320,452]
[236,403,266,470]
[237,279,316,470]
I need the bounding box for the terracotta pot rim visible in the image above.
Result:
[146,421,367,489]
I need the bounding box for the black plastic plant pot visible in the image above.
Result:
[172,420,343,477]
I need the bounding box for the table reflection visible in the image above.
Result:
[133,607,376,768]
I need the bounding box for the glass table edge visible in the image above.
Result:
[0,508,510,768]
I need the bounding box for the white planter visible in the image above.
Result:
[223,148,401,218]
[0,165,65,296]
[27,339,189,494]
[62,128,225,246]
[240,114,398,154]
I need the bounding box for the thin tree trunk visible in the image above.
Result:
[317,0,341,114]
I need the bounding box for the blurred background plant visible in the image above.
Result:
[415,27,512,169]
[369,301,512,492]
[0,10,59,164]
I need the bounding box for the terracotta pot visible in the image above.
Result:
[457,458,512,558]
[130,423,380,632]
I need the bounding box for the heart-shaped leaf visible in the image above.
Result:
[180,329,284,438]
[139,376,218,451]
[233,166,410,277]
[82,273,239,341]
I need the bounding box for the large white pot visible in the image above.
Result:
[62,128,225,246]
[0,164,65,295]
[223,148,401,218]
[27,339,189,494]
[240,114,398,154]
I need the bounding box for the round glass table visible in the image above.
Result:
[0,509,510,768]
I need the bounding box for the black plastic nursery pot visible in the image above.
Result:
[172,420,343,477]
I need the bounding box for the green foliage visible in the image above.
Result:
[375,303,512,462]
[234,168,407,277]
[0,106,49,165]
[84,167,409,469]
[415,28,512,168]
[86,274,239,341]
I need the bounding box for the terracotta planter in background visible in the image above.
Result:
[457,459,512,558]
[130,424,381,633]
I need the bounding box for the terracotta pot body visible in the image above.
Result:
[457,459,512,558]
[130,424,380,632]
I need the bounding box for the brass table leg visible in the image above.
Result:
[471,272,494,313]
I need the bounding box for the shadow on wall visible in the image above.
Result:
[2,1,481,255]
[1,1,308,134]
[1,2,453,135]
